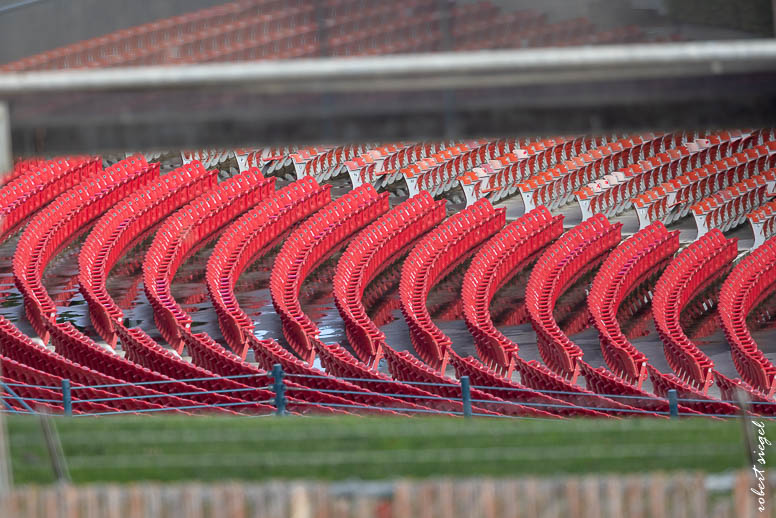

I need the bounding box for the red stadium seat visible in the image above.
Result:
[270,184,389,363]
[13,156,154,342]
[79,161,217,346]
[207,177,330,358]
[588,222,679,386]
[525,214,622,380]
[462,206,563,375]
[634,136,776,229]
[143,168,275,352]
[400,198,505,371]
[718,236,776,395]
[334,192,445,366]
[652,230,737,392]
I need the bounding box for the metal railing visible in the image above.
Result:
[1,365,772,419]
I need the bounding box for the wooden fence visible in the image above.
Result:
[0,470,771,518]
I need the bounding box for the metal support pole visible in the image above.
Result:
[38,412,69,483]
[667,389,678,419]
[60,379,71,418]
[272,364,286,416]
[735,389,756,465]
[0,360,13,497]
[460,376,472,419]
[0,102,11,175]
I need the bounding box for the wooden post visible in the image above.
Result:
[0,359,12,497]
[39,413,70,483]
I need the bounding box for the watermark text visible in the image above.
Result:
[751,421,771,513]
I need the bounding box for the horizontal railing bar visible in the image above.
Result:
[3,40,776,95]
[70,376,271,390]
[469,398,670,416]
[71,400,276,417]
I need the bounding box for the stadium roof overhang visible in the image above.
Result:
[1,39,776,156]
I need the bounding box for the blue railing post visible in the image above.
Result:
[61,379,72,417]
[667,389,678,419]
[460,376,472,419]
[271,364,286,416]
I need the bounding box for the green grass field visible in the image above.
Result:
[5,415,772,484]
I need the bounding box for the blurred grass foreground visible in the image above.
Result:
[5,415,770,483]
[0,415,772,518]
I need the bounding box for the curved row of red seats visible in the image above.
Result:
[519,133,680,211]
[45,319,241,414]
[446,352,615,417]
[645,364,740,416]
[0,0,307,71]
[578,131,742,219]
[462,206,563,376]
[242,335,413,415]
[0,354,141,415]
[0,156,101,240]
[1,370,112,415]
[399,198,505,371]
[747,197,776,248]
[13,156,154,342]
[79,161,217,346]
[310,338,469,415]
[587,222,679,387]
[175,301,409,415]
[270,184,389,363]
[304,143,373,181]
[713,370,776,416]
[477,137,576,202]
[372,142,451,188]
[381,345,563,418]
[248,335,448,414]
[575,361,681,417]
[718,235,776,395]
[652,229,737,393]
[181,330,371,415]
[0,157,45,188]
[525,214,622,381]
[207,177,329,358]
[0,316,191,414]
[414,139,500,197]
[507,353,662,417]
[333,192,445,367]
[116,324,294,415]
[143,168,273,352]
[634,135,776,228]
[690,169,776,236]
